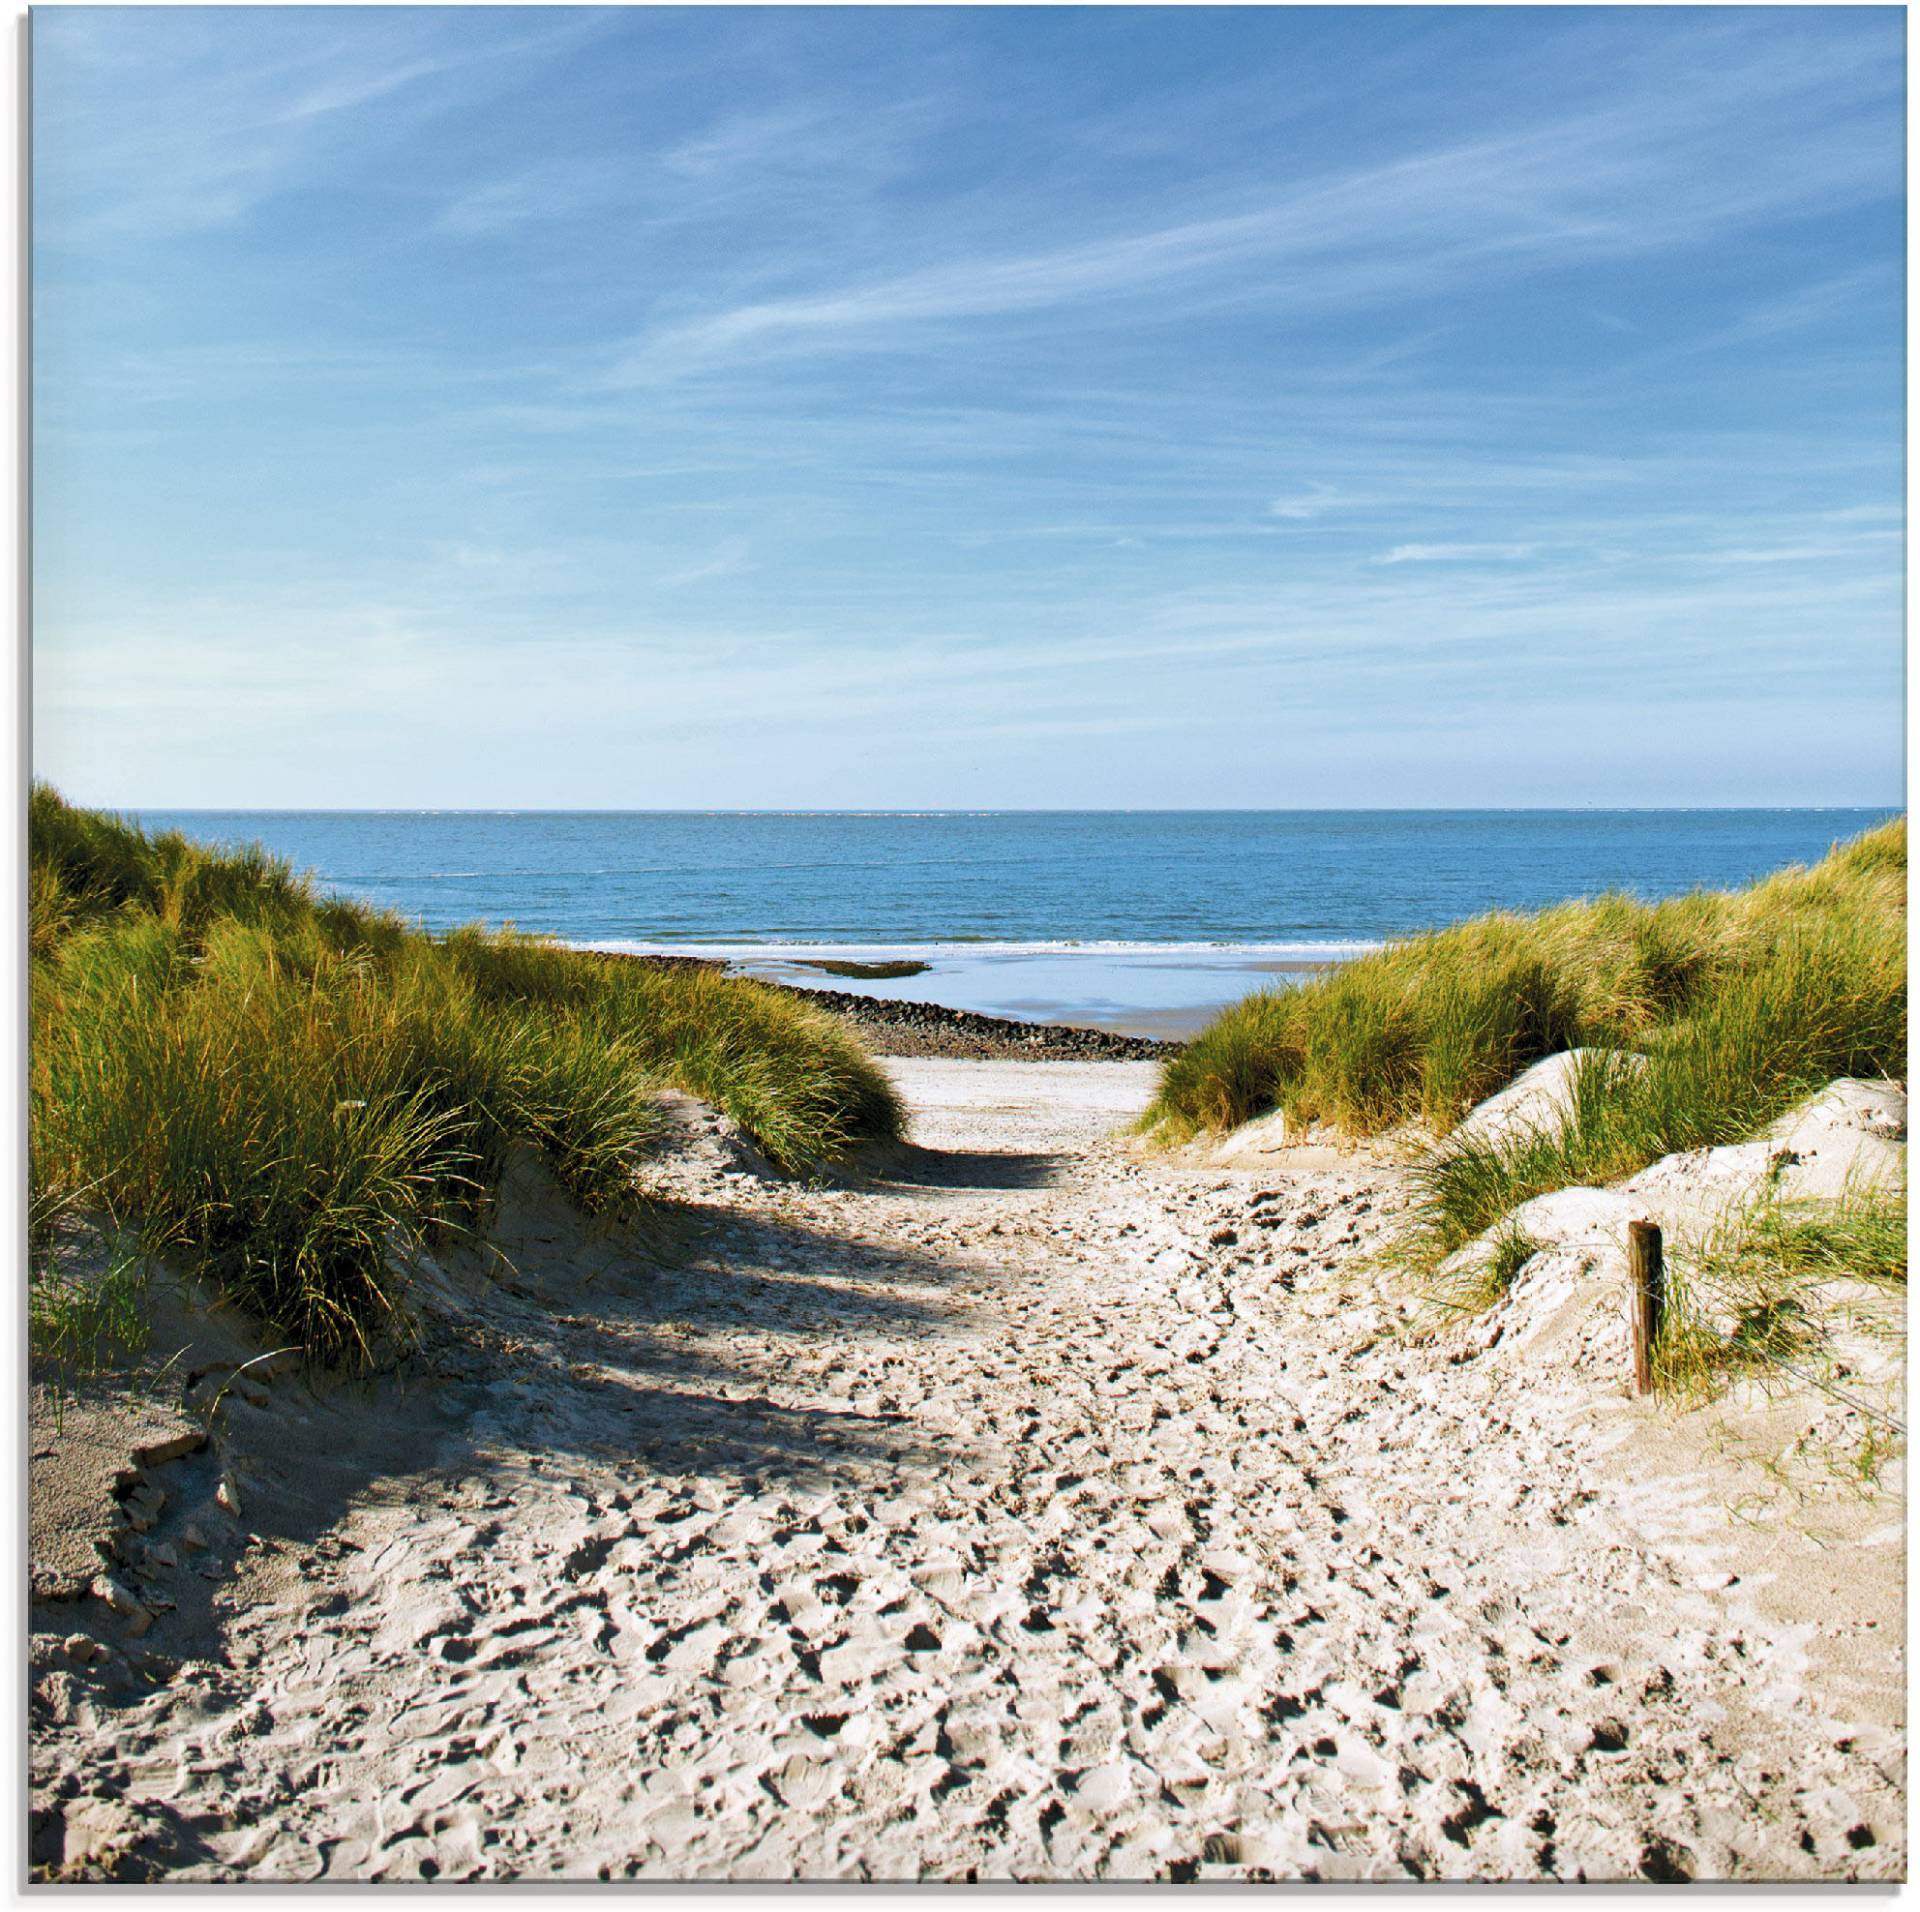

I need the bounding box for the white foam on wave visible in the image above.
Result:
[573,938,1383,962]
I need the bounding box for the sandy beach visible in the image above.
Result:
[29,0,1906,1882]
[28,1053,1904,1881]
[717,949,1344,1042]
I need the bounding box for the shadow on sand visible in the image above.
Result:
[840,1139,1071,1193]
[33,1136,1031,1686]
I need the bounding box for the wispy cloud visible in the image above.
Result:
[604,28,1897,384]
[440,161,622,238]
[1269,484,1363,521]
[277,54,458,127]
[33,10,609,242]
[29,7,1903,805]
[1374,542,1536,565]
[663,107,839,180]
[660,538,752,588]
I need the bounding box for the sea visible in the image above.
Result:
[131,810,1898,1039]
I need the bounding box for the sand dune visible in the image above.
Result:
[29,1060,1904,1880]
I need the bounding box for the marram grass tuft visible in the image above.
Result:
[30,786,905,1362]
[1146,816,1904,1167]
[1149,818,1904,1275]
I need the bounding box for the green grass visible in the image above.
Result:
[1406,910,1904,1266]
[30,787,905,1362]
[434,930,905,1173]
[1654,1181,1906,1402]
[1422,1217,1549,1319]
[1146,819,1905,1268]
[30,1235,151,1376]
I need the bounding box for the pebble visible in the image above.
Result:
[90,1576,152,1637]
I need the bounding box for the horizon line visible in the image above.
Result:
[111,803,1906,818]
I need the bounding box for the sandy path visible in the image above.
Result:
[31,1061,1904,1880]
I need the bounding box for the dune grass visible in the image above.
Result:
[1421,1217,1549,1320]
[30,787,905,1361]
[1147,820,1905,1268]
[29,1234,151,1376]
[1654,1180,1906,1403]
[433,928,905,1173]
[1150,817,1904,1280]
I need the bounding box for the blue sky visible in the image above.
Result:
[32,5,1906,808]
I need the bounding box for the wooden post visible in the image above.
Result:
[1628,1220,1664,1396]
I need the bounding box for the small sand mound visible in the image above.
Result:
[1450,1048,1647,1147]
[1435,1079,1906,1425]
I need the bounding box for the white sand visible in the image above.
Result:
[29,1059,1904,1881]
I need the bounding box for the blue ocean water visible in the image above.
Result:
[132,810,1898,1036]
